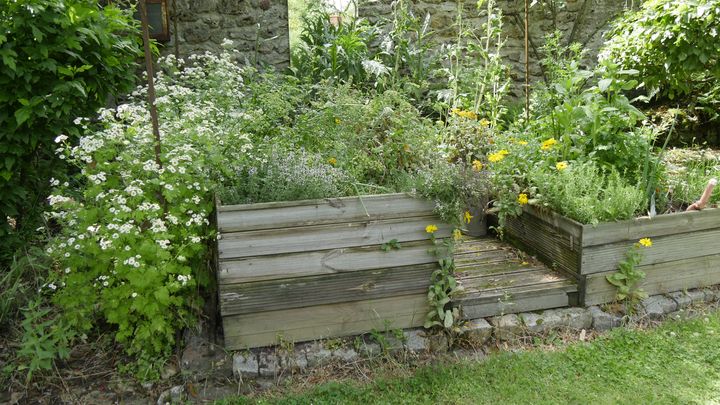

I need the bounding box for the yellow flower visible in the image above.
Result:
[541,138,557,151]
[425,224,438,234]
[328,157,337,166]
[451,108,478,120]
[335,118,341,125]
[464,211,473,224]
[479,118,490,128]
[516,140,528,146]
[638,238,652,247]
[517,193,529,205]
[453,229,463,241]
[472,160,483,172]
[488,149,509,163]
[556,161,568,171]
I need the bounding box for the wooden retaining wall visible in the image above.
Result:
[506,207,720,306]
[217,193,450,350]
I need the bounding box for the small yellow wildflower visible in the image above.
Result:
[556,161,568,171]
[328,157,337,166]
[472,160,483,172]
[335,118,341,125]
[516,140,528,146]
[464,211,473,224]
[638,238,652,247]
[488,149,509,163]
[517,193,529,205]
[425,224,439,234]
[499,149,509,155]
[453,229,463,241]
[541,138,557,151]
[451,108,478,120]
[479,118,490,128]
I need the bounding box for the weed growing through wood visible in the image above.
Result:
[606,238,653,312]
[424,225,461,331]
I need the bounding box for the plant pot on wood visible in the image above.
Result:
[462,203,488,237]
[505,206,720,306]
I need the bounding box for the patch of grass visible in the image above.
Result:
[220,311,720,404]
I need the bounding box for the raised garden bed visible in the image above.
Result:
[506,206,720,305]
[215,193,451,350]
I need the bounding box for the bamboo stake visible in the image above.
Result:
[138,0,163,170]
[524,0,530,121]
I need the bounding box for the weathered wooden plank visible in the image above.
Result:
[222,294,428,350]
[218,193,436,232]
[505,211,581,275]
[581,228,720,275]
[583,254,720,305]
[457,266,571,293]
[457,282,576,320]
[582,208,720,247]
[522,206,584,240]
[219,263,435,316]
[218,216,450,260]
[218,241,436,284]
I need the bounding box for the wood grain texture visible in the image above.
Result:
[581,208,720,247]
[218,193,435,232]
[219,263,436,316]
[218,216,451,260]
[581,227,720,275]
[218,241,436,284]
[457,282,576,319]
[583,254,720,305]
[222,294,428,350]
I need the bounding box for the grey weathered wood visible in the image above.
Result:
[218,193,436,233]
[458,266,571,293]
[582,208,720,247]
[584,254,720,305]
[457,281,576,319]
[581,227,720,275]
[219,263,437,316]
[222,293,428,350]
[522,206,584,240]
[218,241,436,284]
[505,210,581,275]
[218,216,451,260]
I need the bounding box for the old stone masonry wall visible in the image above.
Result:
[163,0,290,68]
[361,0,636,95]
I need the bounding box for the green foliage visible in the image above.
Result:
[380,239,401,252]
[530,162,646,225]
[42,50,253,378]
[290,5,377,84]
[0,0,142,262]
[0,246,50,329]
[663,148,720,208]
[601,0,720,99]
[424,229,460,331]
[606,239,652,310]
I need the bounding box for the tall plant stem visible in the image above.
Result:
[524,0,530,121]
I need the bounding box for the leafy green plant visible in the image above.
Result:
[529,161,646,225]
[606,238,653,311]
[0,0,142,262]
[381,239,401,252]
[424,225,461,331]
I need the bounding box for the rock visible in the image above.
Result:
[232,352,259,379]
[279,350,307,371]
[403,329,429,352]
[332,347,358,362]
[687,289,706,305]
[642,295,677,319]
[460,318,493,344]
[156,385,185,405]
[588,306,623,332]
[161,363,179,380]
[303,342,332,367]
[702,288,717,303]
[490,314,523,341]
[258,350,281,377]
[357,341,382,358]
[427,333,449,352]
[518,313,547,334]
[669,291,692,310]
[555,308,592,330]
[452,348,486,362]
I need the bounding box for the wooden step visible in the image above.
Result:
[453,237,577,319]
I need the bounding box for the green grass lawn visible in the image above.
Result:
[219,310,720,404]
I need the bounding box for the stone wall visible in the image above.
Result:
[162,0,290,68]
[360,0,636,95]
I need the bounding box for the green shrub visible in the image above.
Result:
[530,162,646,225]
[601,0,720,100]
[0,0,142,262]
